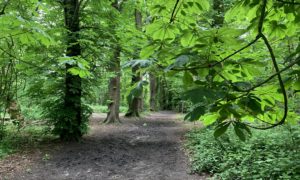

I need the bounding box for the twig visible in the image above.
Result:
[0,0,10,15]
[0,47,45,70]
[0,31,30,41]
[170,37,260,71]
[170,0,180,23]
[276,0,300,5]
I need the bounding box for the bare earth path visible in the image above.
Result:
[1,111,206,180]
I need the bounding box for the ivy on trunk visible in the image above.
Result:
[58,0,84,141]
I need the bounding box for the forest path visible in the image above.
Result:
[2,111,206,180]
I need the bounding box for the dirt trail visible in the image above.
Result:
[2,111,206,180]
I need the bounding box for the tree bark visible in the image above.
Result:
[125,65,142,117]
[125,9,143,117]
[158,77,167,110]
[104,0,124,123]
[104,46,121,123]
[212,0,225,27]
[7,99,24,128]
[149,73,158,111]
[61,0,82,141]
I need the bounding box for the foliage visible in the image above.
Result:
[141,0,300,136]
[0,0,299,143]
[42,98,92,141]
[186,126,300,179]
[0,123,54,159]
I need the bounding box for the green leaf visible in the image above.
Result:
[184,104,206,121]
[293,76,300,91]
[238,95,263,114]
[128,80,148,100]
[181,30,196,47]
[233,122,252,141]
[234,125,246,141]
[202,113,219,126]
[214,122,231,138]
[140,44,158,59]
[183,71,193,86]
[196,0,210,11]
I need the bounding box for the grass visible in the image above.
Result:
[90,105,128,113]
[0,122,54,159]
[185,124,300,180]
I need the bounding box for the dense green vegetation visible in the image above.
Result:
[0,123,52,159]
[186,126,300,179]
[0,0,299,178]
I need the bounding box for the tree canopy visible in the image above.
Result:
[0,0,299,141]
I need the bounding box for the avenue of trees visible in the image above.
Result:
[0,0,299,179]
[0,0,299,141]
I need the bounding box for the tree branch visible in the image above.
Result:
[244,34,288,130]
[236,0,288,130]
[169,37,260,71]
[170,0,180,23]
[0,0,10,16]
[232,56,300,93]
[276,0,300,5]
[0,47,45,70]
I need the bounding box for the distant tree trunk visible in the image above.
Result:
[212,0,225,27]
[158,77,167,110]
[125,65,142,117]
[61,0,82,141]
[149,73,158,111]
[125,9,143,117]
[7,99,24,128]
[158,76,173,110]
[104,0,124,123]
[104,46,121,123]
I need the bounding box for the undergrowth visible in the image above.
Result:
[0,123,54,159]
[185,125,300,180]
[90,105,127,113]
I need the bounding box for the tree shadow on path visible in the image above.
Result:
[3,111,206,180]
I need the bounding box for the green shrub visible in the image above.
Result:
[185,125,300,180]
[21,104,43,120]
[0,123,54,159]
[43,99,91,141]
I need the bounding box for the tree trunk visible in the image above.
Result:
[125,66,141,117]
[125,9,143,117]
[104,0,125,123]
[158,77,173,110]
[158,77,167,110]
[61,0,83,141]
[104,46,121,123]
[149,73,158,111]
[212,0,225,27]
[7,99,24,128]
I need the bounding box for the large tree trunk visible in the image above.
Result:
[104,46,121,123]
[61,0,82,141]
[149,73,158,111]
[125,9,143,117]
[104,0,124,123]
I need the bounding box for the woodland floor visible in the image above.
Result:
[0,111,207,180]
